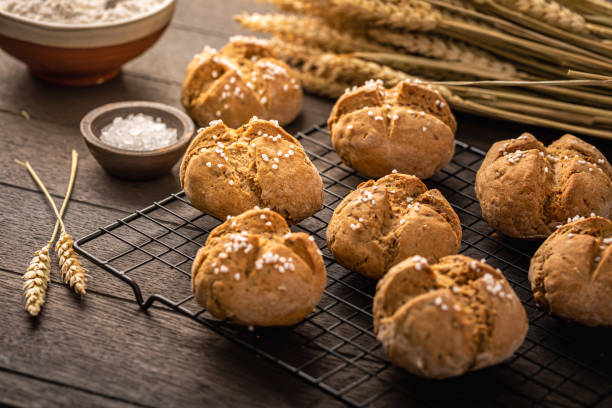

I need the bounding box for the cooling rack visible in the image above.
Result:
[74,124,612,408]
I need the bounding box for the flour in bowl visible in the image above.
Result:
[0,0,169,24]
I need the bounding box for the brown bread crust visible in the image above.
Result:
[327,79,456,179]
[373,255,528,378]
[476,133,612,239]
[182,36,302,128]
[529,216,612,326]
[191,209,326,326]
[180,118,324,224]
[326,174,461,279]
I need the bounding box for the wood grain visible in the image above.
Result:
[0,270,340,408]
[2,0,612,406]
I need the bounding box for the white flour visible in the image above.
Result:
[0,0,169,24]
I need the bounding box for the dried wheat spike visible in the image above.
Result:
[265,0,441,31]
[480,0,588,33]
[55,230,88,296]
[23,245,51,316]
[235,13,391,54]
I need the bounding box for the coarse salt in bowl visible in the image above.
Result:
[0,0,176,86]
[80,101,195,180]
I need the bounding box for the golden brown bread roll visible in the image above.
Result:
[182,36,302,128]
[327,79,456,179]
[476,133,612,239]
[191,209,326,326]
[529,216,612,326]
[180,117,324,224]
[326,173,461,279]
[373,255,528,378]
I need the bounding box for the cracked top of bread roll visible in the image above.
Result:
[191,209,326,326]
[475,133,612,239]
[181,36,302,128]
[529,216,612,326]
[326,173,461,279]
[180,117,324,224]
[373,255,528,379]
[327,79,456,179]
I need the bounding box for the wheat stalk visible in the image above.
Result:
[237,13,521,80]
[18,151,87,297]
[367,29,520,79]
[23,245,51,317]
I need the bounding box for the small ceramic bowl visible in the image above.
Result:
[0,0,175,86]
[81,101,195,180]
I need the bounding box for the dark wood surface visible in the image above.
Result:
[2,1,612,407]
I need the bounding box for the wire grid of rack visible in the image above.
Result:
[74,124,612,408]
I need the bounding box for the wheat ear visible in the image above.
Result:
[18,151,87,296]
[23,245,51,316]
[18,151,78,315]
[494,0,588,34]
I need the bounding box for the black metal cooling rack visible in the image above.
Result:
[74,124,612,408]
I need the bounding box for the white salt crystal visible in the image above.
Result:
[100,113,177,151]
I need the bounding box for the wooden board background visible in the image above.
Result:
[2,1,612,407]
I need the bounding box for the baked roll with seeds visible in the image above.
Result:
[181,36,302,128]
[191,209,326,326]
[373,255,528,379]
[180,117,324,224]
[529,216,612,326]
[327,79,456,179]
[476,133,612,239]
[326,173,461,279]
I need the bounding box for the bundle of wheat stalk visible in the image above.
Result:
[236,0,612,139]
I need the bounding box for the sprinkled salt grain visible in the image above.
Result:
[422,126,427,132]
[454,304,461,312]
[350,223,361,231]
[392,169,398,174]
[604,238,612,244]
[265,221,272,227]
[100,113,177,151]
[568,233,574,238]
[215,110,221,117]
[347,125,353,130]
[440,304,448,311]
[272,164,278,170]
[234,273,241,280]
[205,161,212,167]
[544,167,548,173]
[228,180,234,186]
[434,296,442,305]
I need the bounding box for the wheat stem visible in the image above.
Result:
[470,0,612,56]
[448,96,612,139]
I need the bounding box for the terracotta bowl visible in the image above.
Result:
[0,0,175,86]
[81,101,195,180]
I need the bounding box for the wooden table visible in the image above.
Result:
[2,1,612,407]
